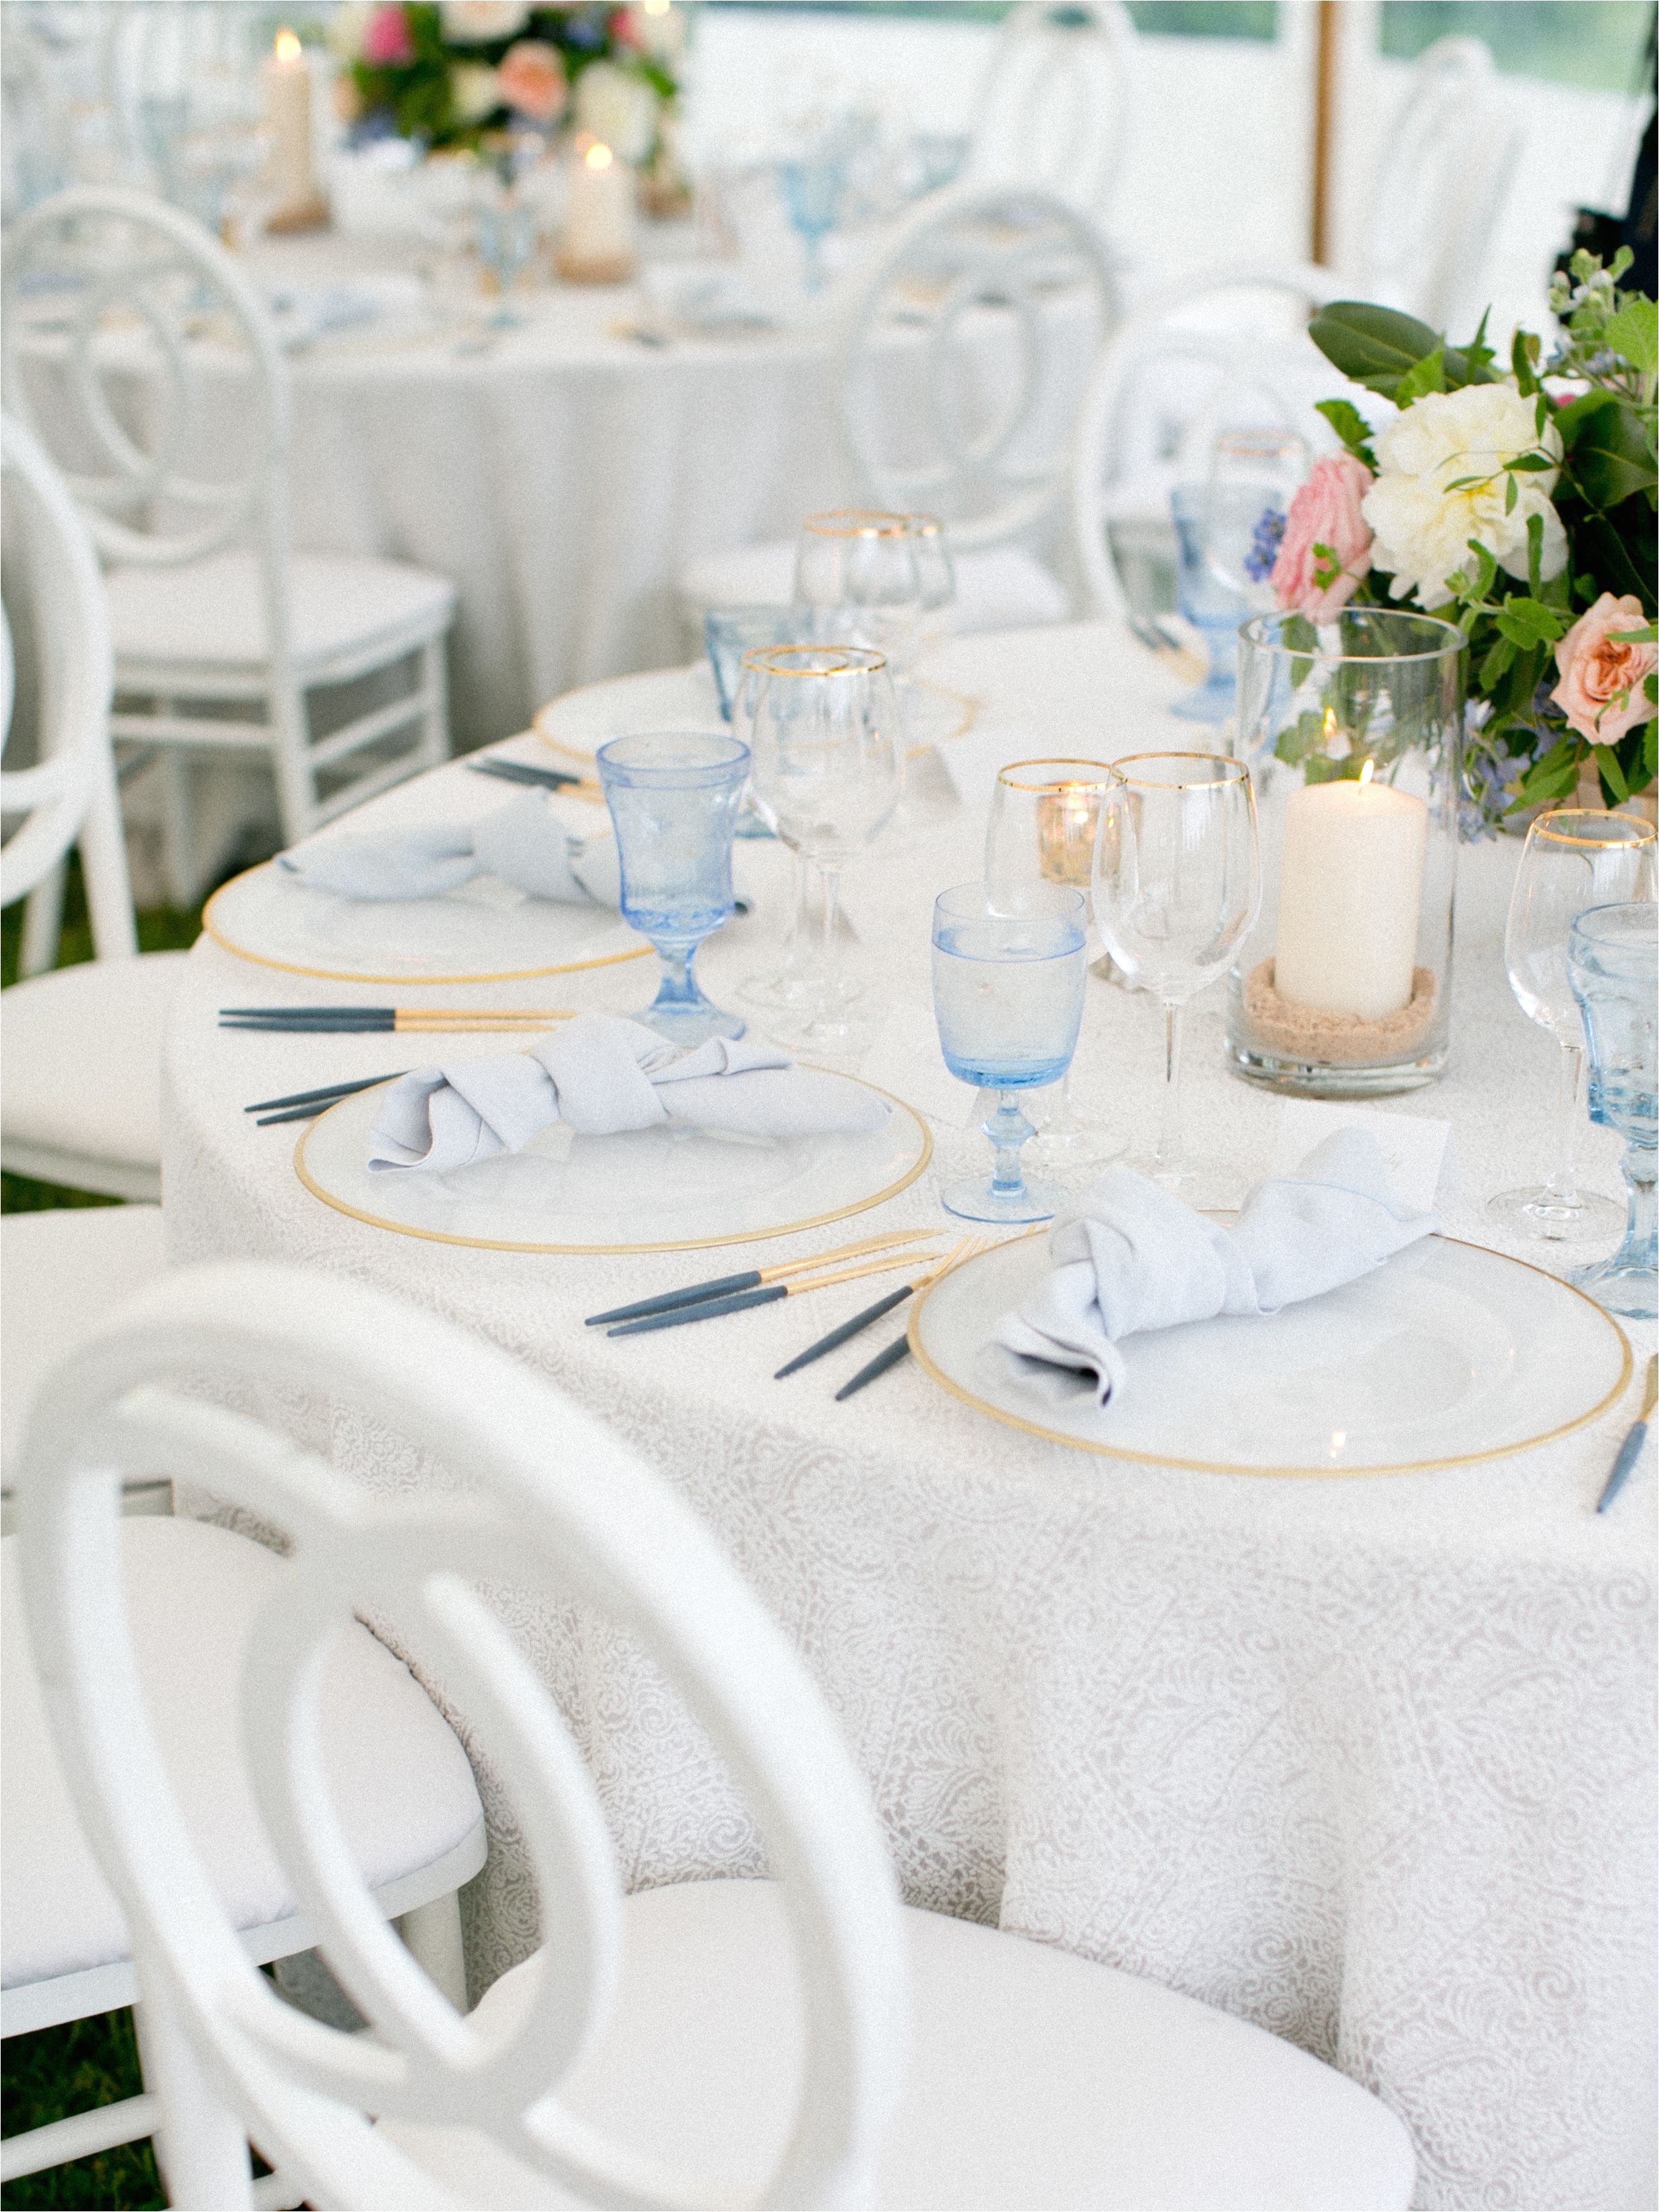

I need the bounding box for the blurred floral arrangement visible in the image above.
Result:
[1267,250,1656,835]
[332,2,682,160]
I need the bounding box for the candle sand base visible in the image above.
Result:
[265,193,330,237]
[556,247,638,285]
[1242,959,1438,1065]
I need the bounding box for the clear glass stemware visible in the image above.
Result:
[793,509,924,673]
[1203,423,1310,600]
[1568,900,1658,1318]
[1488,809,1656,1243]
[1170,485,1249,725]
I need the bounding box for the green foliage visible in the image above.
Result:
[1378,1,1657,96]
[0,2012,162,2209]
[1306,301,1498,401]
[1392,346,1446,404]
[1313,397,1378,469]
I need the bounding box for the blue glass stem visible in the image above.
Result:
[1612,1140,1657,1274]
[986,1092,1036,1199]
[649,939,708,1021]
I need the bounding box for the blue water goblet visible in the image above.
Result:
[704,605,796,723]
[596,731,750,1045]
[780,152,845,294]
[932,883,1089,1224]
[1170,484,1248,723]
[1568,901,1658,1319]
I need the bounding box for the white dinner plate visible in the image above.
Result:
[296,1075,933,1253]
[203,862,647,985]
[909,1232,1630,1476]
[534,665,727,763]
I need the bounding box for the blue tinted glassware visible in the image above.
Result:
[1170,483,1248,724]
[932,883,1088,1223]
[704,605,796,721]
[1568,901,1658,1319]
[596,731,750,1044]
[780,152,845,293]
[476,191,537,326]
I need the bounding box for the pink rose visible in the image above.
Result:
[498,39,568,121]
[361,4,415,65]
[1271,453,1375,623]
[1551,592,1658,746]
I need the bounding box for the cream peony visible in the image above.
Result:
[440,1,529,42]
[450,61,502,122]
[574,59,658,161]
[1362,382,1567,609]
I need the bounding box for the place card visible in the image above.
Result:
[859,1003,979,1126]
[1269,1098,1456,1214]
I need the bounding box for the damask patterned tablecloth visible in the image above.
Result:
[162,622,1657,2211]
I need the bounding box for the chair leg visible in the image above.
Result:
[397,1890,468,2011]
[268,675,318,852]
[0,2092,160,2183]
[156,746,200,908]
[134,1986,254,2211]
[418,636,450,771]
[18,860,66,978]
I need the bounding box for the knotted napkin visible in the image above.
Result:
[996,1129,1435,1408]
[368,1011,891,1172]
[276,793,620,907]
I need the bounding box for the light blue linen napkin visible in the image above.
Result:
[276,793,620,906]
[996,1130,1436,1408]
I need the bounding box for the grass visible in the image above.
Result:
[2,863,206,2207]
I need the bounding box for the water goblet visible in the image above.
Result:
[905,512,957,655]
[986,758,1126,1171]
[780,150,845,293]
[475,175,539,326]
[1170,484,1248,724]
[793,509,924,672]
[1203,424,1310,601]
[595,731,749,1044]
[1488,809,1655,1243]
[932,883,1089,1224]
[1568,901,1658,1318]
[1092,752,1260,1209]
[704,605,795,723]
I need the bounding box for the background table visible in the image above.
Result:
[161,622,1656,2212]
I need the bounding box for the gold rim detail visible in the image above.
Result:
[1109,751,1250,789]
[996,756,1118,791]
[1532,809,1657,849]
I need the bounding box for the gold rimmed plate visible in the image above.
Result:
[533,664,726,764]
[908,1232,1631,1476]
[203,862,648,985]
[295,1075,932,1255]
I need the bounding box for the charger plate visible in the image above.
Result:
[909,1232,1630,1476]
[534,665,725,763]
[203,861,647,985]
[295,1076,931,1253]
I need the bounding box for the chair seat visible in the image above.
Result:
[391,1880,1416,2211]
[0,1207,168,1483]
[677,540,1069,642]
[0,1517,483,2004]
[107,551,457,679]
[1,951,185,1196]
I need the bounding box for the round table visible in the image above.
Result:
[161,621,1656,2212]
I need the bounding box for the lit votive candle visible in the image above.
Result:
[262,30,322,225]
[1273,761,1428,1020]
[557,139,638,285]
[1036,785,1102,887]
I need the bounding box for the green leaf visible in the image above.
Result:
[1603,295,1659,376]
[1592,744,1631,804]
[1307,302,1446,398]
[1557,390,1659,509]
[1492,595,1568,650]
[1505,473,1518,514]
[1511,328,1540,396]
[1506,452,1557,472]
[1393,347,1447,405]
[1526,511,1544,597]
[1313,398,1377,469]
[1479,636,1516,686]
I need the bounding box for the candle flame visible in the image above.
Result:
[643,0,671,13]
[274,27,302,61]
[585,140,614,171]
[1358,758,1375,788]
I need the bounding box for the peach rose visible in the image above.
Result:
[498,39,567,122]
[1271,453,1375,623]
[1552,592,1658,745]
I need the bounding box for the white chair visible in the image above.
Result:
[1,410,180,1199]
[15,1258,1418,2210]
[3,185,457,902]
[1070,261,1348,622]
[679,185,1117,647]
[965,1,1137,225]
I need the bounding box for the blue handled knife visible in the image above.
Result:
[1597,1354,1657,1514]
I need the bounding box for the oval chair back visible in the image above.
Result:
[966,1,1137,224]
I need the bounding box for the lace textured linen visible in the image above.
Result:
[161,625,1657,2212]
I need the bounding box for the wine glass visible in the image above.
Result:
[1488,808,1656,1242]
[779,148,845,293]
[932,883,1089,1223]
[905,512,957,655]
[1203,424,1310,601]
[1568,901,1658,1318]
[744,645,903,1052]
[793,510,924,672]
[1091,752,1260,1209]
[986,758,1125,1170]
[1170,486,1248,725]
[475,168,539,328]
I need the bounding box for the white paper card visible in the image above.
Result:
[1269,1099,1455,1214]
[859,1003,978,1127]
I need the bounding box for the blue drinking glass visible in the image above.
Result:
[1568,901,1658,1319]
[704,605,796,722]
[1170,483,1248,724]
[932,883,1088,1223]
[780,152,845,293]
[596,731,750,1044]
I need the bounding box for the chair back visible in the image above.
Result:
[1070,260,1344,620]
[1,410,135,957]
[16,1261,909,2212]
[965,1,1135,222]
[835,183,1116,554]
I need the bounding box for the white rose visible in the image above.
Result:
[1362,381,1567,609]
[574,59,658,162]
[450,61,502,122]
[626,3,686,64]
[440,1,530,44]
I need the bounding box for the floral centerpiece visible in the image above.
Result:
[1267,249,1656,833]
[332,2,682,164]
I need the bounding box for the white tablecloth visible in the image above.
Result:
[160,622,1656,2211]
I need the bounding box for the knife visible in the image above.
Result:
[1596,1353,1657,1514]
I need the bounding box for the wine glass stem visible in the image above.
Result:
[988,1091,1033,1196]
[816,861,843,1012]
[651,938,703,1016]
[1155,997,1186,1174]
[1617,1143,1658,1268]
[781,849,805,980]
[1545,1039,1587,1205]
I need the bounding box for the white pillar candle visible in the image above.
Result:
[262,30,317,215]
[1273,764,1428,1020]
[557,140,637,283]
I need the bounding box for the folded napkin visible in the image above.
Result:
[276,793,620,907]
[996,1130,1435,1409]
[369,1011,891,1172]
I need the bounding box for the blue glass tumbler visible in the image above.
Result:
[596,731,750,1044]
[704,605,797,723]
[1568,901,1658,1319]
[1170,483,1248,724]
[932,883,1088,1223]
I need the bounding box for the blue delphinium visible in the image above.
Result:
[1244,505,1286,584]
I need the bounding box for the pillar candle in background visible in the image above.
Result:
[557,140,638,283]
[1273,763,1428,1019]
[263,30,318,218]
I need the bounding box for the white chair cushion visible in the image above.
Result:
[677,541,1068,640]
[0,1518,483,1995]
[1,951,184,1176]
[107,551,456,675]
[391,1880,1415,2211]
[0,1206,168,1480]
